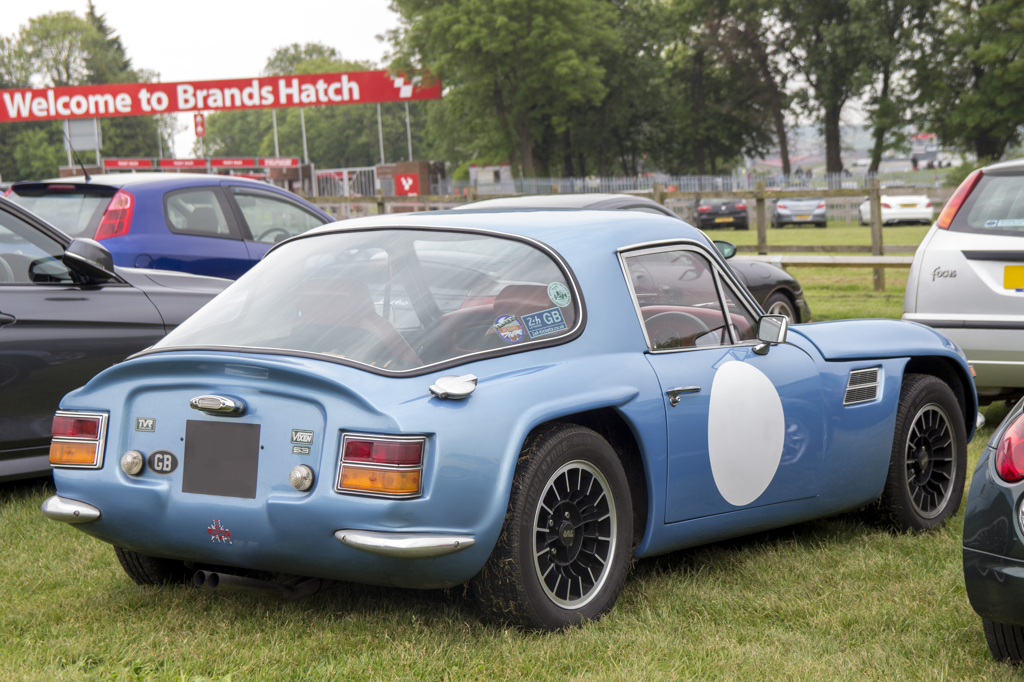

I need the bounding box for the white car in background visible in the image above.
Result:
[903,159,1024,404]
[859,194,934,225]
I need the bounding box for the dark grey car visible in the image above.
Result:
[694,198,750,230]
[454,193,811,323]
[0,196,230,481]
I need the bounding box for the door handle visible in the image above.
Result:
[0,312,15,328]
[666,386,700,406]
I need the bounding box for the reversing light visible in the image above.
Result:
[996,414,1024,483]
[94,190,134,240]
[337,434,424,498]
[937,169,983,229]
[49,410,107,468]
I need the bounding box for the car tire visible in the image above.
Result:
[737,222,750,231]
[114,547,189,585]
[816,222,827,228]
[471,423,633,631]
[876,374,967,532]
[763,292,798,323]
[983,619,1024,662]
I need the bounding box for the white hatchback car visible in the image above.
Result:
[859,194,934,225]
[903,159,1024,403]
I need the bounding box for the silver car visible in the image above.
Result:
[903,159,1024,404]
[772,197,827,228]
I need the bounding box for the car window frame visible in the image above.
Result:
[162,186,243,240]
[222,185,329,243]
[617,239,762,353]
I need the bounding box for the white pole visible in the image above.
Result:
[377,102,385,165]
[157,117,162,159]
[272,109,280,157]
[94,117,102,168]
[300,107,309,165]
[64,120,72,168]
[405,101,413,161]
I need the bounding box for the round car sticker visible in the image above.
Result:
[547,282,572,308]
[494,314,524,343]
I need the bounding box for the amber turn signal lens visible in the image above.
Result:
[49,441,99,467]
[339,466,420,495]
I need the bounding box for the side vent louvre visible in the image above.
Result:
[844,368,880,405]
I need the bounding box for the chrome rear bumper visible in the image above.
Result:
[335,529,475,558]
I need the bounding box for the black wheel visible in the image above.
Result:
[816,222,827,228]
[114,547,189,585]
[984,619,1024,662]
[736,222,750,231]
[472,424,633,630]
[876,374,967,531]
[763,292,798,324]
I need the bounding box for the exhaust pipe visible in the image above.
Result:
[193,570,332,601]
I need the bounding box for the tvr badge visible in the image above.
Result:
[135,418,155,432]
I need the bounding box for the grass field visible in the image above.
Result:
[2,224,1017,681]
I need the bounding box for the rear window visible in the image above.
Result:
[951,173,1024,236]
[6,186,114,237]
[153,229,582,374]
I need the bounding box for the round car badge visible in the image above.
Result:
[147,449,179,475]
[706,361,784,506]
[547,282,572,308]
[494,314,524,343]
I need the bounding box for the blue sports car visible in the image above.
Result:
[6,174,333,280]
[41,210,976,630]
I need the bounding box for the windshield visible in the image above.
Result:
[155,229,581,372]
[7,187,113,237]
[951,173,1024,237]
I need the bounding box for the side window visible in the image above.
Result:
[0,209,74,284]
[164,189,236,238]
[231,190,328,244]
[624,249,729,349]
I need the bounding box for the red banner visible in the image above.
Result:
[104,158,152,169]
[211,158,257,168]
[0,71,440,123]
[260,158,299,167]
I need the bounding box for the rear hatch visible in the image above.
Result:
[777,198,823,219]
[700,199,747,223]
[6,182,117,238]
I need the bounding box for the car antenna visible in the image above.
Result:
[61,128,92,183]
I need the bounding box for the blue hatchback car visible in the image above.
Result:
[6,174,333,279]
[41,210,976,630]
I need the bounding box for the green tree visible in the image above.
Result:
[20,11,96,87]
[389,0,619,176]
[916,0,1024,160]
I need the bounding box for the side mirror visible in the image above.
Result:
[753,314,788,355]
[63,238,118,281]
[713,240,736,259]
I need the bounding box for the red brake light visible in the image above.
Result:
[937,169,983,229]
[996,414,1024,482]
[697,205,711,213]
[52,414,100,439]
[925,201,933,208]
[734,202,747,210]
[777,203,787,209]
[343,438,423,466]
[882,203,892,209]
[94,190,134,240]
[817,202,826,209]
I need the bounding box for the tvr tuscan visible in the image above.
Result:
[42,210,976,630]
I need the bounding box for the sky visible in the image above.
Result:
[0,0,401,157]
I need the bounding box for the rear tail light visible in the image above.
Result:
[937,169,983,229]
[94,190,134,240]
[735,203,747,210]
[777,203,787,209]
[49,411,107,468]
[2,188,11,197]
[817,202,826,209]
[996,414,1024,483]
[697,205,711,213]
[925,201,933,208]
[337,434,424,497]
[882,203,892,209]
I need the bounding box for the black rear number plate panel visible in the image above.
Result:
[182,420,261,498]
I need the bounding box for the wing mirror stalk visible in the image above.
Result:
[63,238,119,282]
[753,314,788,355]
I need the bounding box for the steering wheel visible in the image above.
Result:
[0,256,13,283]
[645,311,710,349]
[257,227,291,243]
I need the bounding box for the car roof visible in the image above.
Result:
[17,172,281,192]
[455,193,663,211]
[983,158,1024,173]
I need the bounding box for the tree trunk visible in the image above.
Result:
[516,112,535,177]
[577,152,586,178]
[493,85,518,173]
[692,49,706,175]
[562,129,574,177]
[749,30,790,175]
[824,101,844,173]
[974,130,1004,162]
[869,66,891,174]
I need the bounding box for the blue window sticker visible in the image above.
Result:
[494,314,524,343]
[985,220,998,227]
[522,307,569,339]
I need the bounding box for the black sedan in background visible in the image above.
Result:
[693,198,750,230]
[964,397,1024,662]
[0,196,229,481]
[454,193,810,323]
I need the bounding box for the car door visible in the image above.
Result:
[619,244,825,523]
[0,205,165,473]
[160,187,252,279]
[221,185,330,265]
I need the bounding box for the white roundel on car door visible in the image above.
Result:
[707,361,784,506]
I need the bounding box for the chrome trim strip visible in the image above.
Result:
[40,495,100,523]
[189,395,246,415]
[334,529,475,558]
[51,410,108,469]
